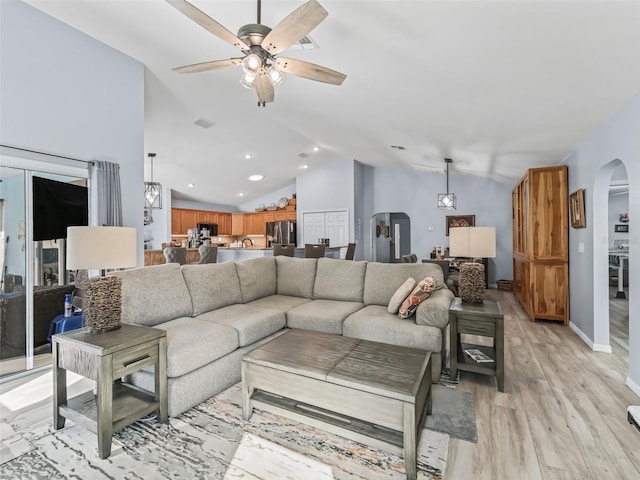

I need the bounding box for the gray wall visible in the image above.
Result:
[564,89,639,394]
[238,183,296,213]
[365,166,513,286]
[296,159,355,246]
[0,0,145,263]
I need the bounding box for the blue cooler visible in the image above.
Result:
[48,312,85,342]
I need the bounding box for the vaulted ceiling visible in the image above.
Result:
[25,0,640,206]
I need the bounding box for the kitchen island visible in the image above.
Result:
[218,246,344,263]
[144,246,345,266]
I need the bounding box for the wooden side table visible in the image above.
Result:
[53,323,168,459]
[449,298,504,391]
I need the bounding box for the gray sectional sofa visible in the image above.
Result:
[114,256,454,417]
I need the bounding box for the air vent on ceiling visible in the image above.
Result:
[194,117,215,129]
[293,35,318,50]
[411,165,445,174]
[390,145,406,151]
[298,152,309,158]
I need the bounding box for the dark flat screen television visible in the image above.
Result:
[32,177,88,241]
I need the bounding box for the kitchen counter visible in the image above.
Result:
[144,246,346,266]
[218,246,344,263]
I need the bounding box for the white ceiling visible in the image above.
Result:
[25,0,640,206]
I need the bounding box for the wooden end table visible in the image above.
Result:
[53,323,168,458]
[449,297,504,391]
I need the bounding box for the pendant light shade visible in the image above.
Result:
[437,158,456,210]
[144,153,162,209]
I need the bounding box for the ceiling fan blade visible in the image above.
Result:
[254,73,275,105]
[165,0,249,52]
[275,58,346,85]
[173,58,242,74]
[261,0,328,55]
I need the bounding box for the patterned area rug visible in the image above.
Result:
[2,373,475,479]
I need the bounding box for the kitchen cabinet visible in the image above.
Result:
[171,209,182,235]
[286,211,297,222]
[218,213,231,235]
[180,209,197,234]
[196,211,209,223]
[512,165,568,324]
[274,212,287,221]
[263,212,276,225]
[232,213,244,236]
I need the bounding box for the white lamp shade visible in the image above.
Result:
[66,226,137,270]
[449,227,496,258]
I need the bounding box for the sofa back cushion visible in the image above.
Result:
[235,256,277,303]
[313,258,367,302]
[363,262,445,306]
[275,257,317,299]
[181,263,242,316]
[113,263,193,326]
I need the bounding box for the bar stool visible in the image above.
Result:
[304,244,326,258]
[163,247,187,265]
[345,243,356,260]
[273,244,295,257]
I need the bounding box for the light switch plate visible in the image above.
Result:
[578,242,584,253]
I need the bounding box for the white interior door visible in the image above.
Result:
[325,210,348,246]
[302,212,325,245]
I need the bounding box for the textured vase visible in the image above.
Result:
[458,263,485,303]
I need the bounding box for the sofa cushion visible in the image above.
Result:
[198,304,286,347]
[399,277,436,319]
[151,317,239,377]
[388,278,416,314]
[276,256,317,298]
[343,305,442,352]
[235,257,277,303]
[363,262,445,306]
[415,287,455,329]
[114,264,193,326]
[181,263,242,316]
[287,299,364,335]
[248,294,312,312]
[313,258,367,302]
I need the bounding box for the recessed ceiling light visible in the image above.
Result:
[239,192,245,197]
[301,164,309,169]
[188,183,195,188]
[248,174,264,181]
[312,146,320,152]
[245,153,253,159]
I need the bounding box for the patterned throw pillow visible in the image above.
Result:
[399,276,436,319]
[387,278,417,314]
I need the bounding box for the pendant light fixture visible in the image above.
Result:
[144,153,162,209]
[437,158,456,210]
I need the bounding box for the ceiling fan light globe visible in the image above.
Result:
[240,72,256,89]
[266,65,285,87]
[242,53,262,75]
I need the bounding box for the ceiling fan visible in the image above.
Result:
[166,0,347,106]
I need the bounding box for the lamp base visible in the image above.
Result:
[89,324,122,335]
[84,276,123,333]
[458,262,486,303]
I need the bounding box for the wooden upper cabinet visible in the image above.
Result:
[181,209,197,233]
[171,209,182,235]
[232,213,244,236]
[286,211,297,221]
[274,212,287,221]
[529,168,568,261]
[196,211,209,223]
[218,213,231,235]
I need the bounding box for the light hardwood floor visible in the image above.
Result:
[445,289,639,480]
[1,290,638,479]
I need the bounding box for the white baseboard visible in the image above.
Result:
[627,376,640,398]
[569,322,612,352]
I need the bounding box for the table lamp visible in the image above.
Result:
[449,226,496,303]
[66,226,137,333]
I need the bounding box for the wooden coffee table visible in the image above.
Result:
[242,329,432,480]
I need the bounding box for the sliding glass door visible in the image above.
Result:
[0,163,87,379]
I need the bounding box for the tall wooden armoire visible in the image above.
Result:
[512,165,569,324]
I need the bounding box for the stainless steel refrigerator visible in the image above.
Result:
[370,212,411,263]
[266,221,296,246]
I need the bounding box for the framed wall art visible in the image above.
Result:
[615,224,629,233]
[569,189,586,228]
[446,215,475,236]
